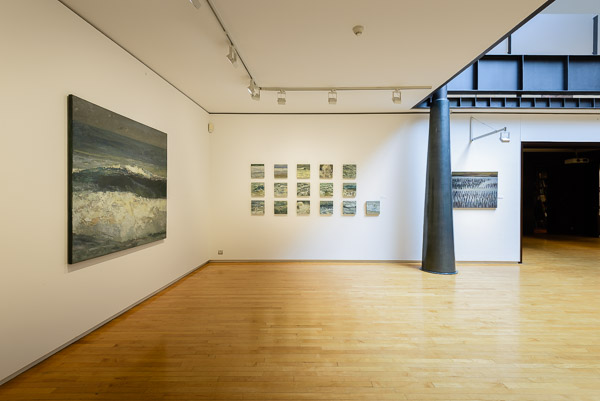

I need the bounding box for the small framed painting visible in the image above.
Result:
[297,200,310,215]
[366,201,380,216]
[274,201,288,215]
[274,182,288,198]
[274,164,288,179]
[343,164,356,179]
[297,182,310,197]
[251,182,265,197]
[342,183,356,198]
[319,164,333,179]
[251,200,265,215]
[320,183,333,197]
[342,201,356,215]
[251,164,264,179]
[297,164,310,179]
[320,201,333,215]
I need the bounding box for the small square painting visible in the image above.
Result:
[297,182,310,197]
[274,164,288,179]
[297,164,310,179]
[343,164,356,179]
[366,201,380,216]
[297,200,310,215]
[320,201,334,215]
[274,201,288,215]
[251,200,265,215]
[343,183,356,198]
[320,183,333,197]
[343,201,356,215]
[251,164,264,179]
[274,182,288,198]
[251,182,265,197]
[319,164,333,179]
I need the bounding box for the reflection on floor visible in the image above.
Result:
[1,236,599,400]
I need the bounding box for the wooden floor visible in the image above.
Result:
[1,236,599,400]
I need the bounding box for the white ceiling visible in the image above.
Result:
[59,0,553,114]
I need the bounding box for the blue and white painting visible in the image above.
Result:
[68,95,167,263]
[452,172,498,209]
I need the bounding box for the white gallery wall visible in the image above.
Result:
[208,113,522,262]
[209,113,600,263]
[0,1,211,382]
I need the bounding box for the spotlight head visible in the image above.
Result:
[499,131,510,143]
[247,80,260,101]
[226,44,238,67]
[189,0,201,9]
[277,90,286,105]
[392,89,401,104]
[328,90,337,105]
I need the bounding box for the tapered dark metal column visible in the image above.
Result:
[421,86,457,275]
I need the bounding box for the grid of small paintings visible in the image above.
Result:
[250,163,379,217]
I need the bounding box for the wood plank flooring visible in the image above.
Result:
[1,235,599,400]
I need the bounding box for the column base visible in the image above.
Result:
[420,267,458,275]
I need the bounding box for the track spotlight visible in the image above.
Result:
[189,0,201,9]
[392,89,402,104]
[247,80,260,101]
[277,90,286,105]
[328,90,337,105]
[226,44,238,67]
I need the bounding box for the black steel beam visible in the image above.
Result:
[416,54,600,109]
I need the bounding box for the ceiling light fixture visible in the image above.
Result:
[248,80,260,101]
[226,44,238,67]
[328,90,337,105]
[277,90,286,105]
[392,89,402,104]
[499,131,511,143]
[189,0,201,9]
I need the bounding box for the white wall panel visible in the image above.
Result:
[0,0,211,382]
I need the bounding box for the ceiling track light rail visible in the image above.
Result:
[205,0,255,83]
[203,1,432,103]
[260,86,431,92]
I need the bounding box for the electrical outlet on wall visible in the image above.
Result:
[218,250,223,255]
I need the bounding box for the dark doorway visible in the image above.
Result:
[522,143,600,244]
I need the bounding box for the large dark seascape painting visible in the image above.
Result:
[68,95,167,264]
